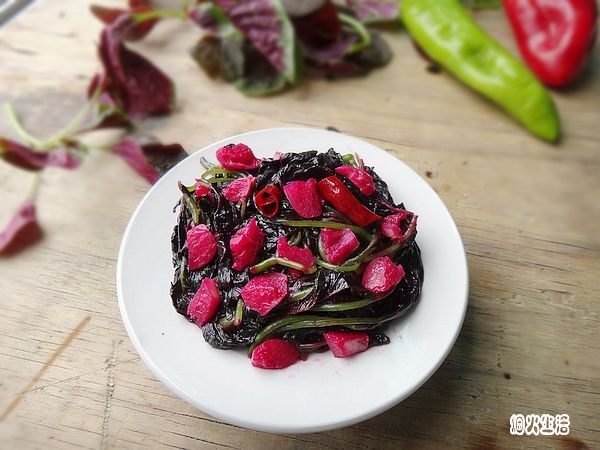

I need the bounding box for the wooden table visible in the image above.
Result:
[1,1,599,448]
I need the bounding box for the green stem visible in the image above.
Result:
[42,96,98,149]
[288,287,314,303]
[316,259,361,272]
[279,220,372,241]
[311,294,388,312]
[249,257,316,275]
[248,314,387,354]
[199,157,216,170]
[339,13,372,54]
[184,195,201,225]
[341,153,358,166]
[133,8,188,22]
[234,299,244,326]
[3,103,44,149]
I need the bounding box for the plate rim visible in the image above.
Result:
[116,126,469,433]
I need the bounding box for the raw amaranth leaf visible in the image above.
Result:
[214,0,300,83]
[97,15,174,119]
[345,0,399,24]
[112,139,186,183]
[0,201,43,255]
[0,138,80,172]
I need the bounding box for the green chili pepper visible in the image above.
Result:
[402,0,560,142]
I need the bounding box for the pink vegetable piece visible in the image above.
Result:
[276,236,315,271]
[335,165,375,196]
[251,339,301,369]
[319,228,360,265]
[216,143,261,171]
[195,179,212,198]
[229,218,265,271]
[283,178,322,218]
[380,210,418,243]
[187,224,217,270]
[241,272,288,316]
[187,278,221,326]
[223,176,256,203]
[324,331,369,358]
[362,256,405,293]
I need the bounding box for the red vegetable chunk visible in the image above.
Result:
[187,224,217,270]
[319,228,360,265]
[216,143,261,170]
[251,339,301,369]
[195,180,212,198]
[229,218,265,271]
[324,331,369,358]
[187,278,221,326]
[254,185,282,218]
[283,178,322,218]
[380,210,418,243]
[362,256,405,293]
[335,165,375,196]
[241,272,288,316]
[223,176,256,203]
[276,236,315,270]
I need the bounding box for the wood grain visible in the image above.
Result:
[1,1,599,449]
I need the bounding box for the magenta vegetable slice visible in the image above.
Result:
[283,178,322,218]
[195,180,212,198]
[241,272,288,316]
[361,256,405,293]
[251,339,301,369]
[335,165,376,196]
[319,228,360,265]
[187,278,221,326]
[223,176,256,203]
[187,224,217,271]
[216,143,261,171]
[229,218,265,271]
[324,331,369,358]
[276,236,315,270]
[380,210,418,243]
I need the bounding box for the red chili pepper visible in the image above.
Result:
[503,0,598,88]
[254,185,282,218]
[316,176,380,227]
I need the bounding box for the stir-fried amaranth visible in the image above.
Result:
[170,144,423,369]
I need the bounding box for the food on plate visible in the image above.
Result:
[170,143,423,369]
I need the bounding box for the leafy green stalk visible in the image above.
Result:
[249,257,316,275]
[280,219,372,241]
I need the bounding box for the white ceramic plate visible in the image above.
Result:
[117,127,468,434]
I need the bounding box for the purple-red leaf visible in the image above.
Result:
[0,138,80,172]
[345,0,399,24]
[90,4,158,41]
[111,139,185,183]
[214,0,299,83]
[98,15,174,119]
[0,201,43,255]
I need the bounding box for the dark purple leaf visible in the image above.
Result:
[214,0,299,83]
[191,35,245,82]
[0,138,80,172]
[98,15,174,119]
[0,201,43,255]
[112,139,186,183]
[292,1,341,47]
[345,0,399,23]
